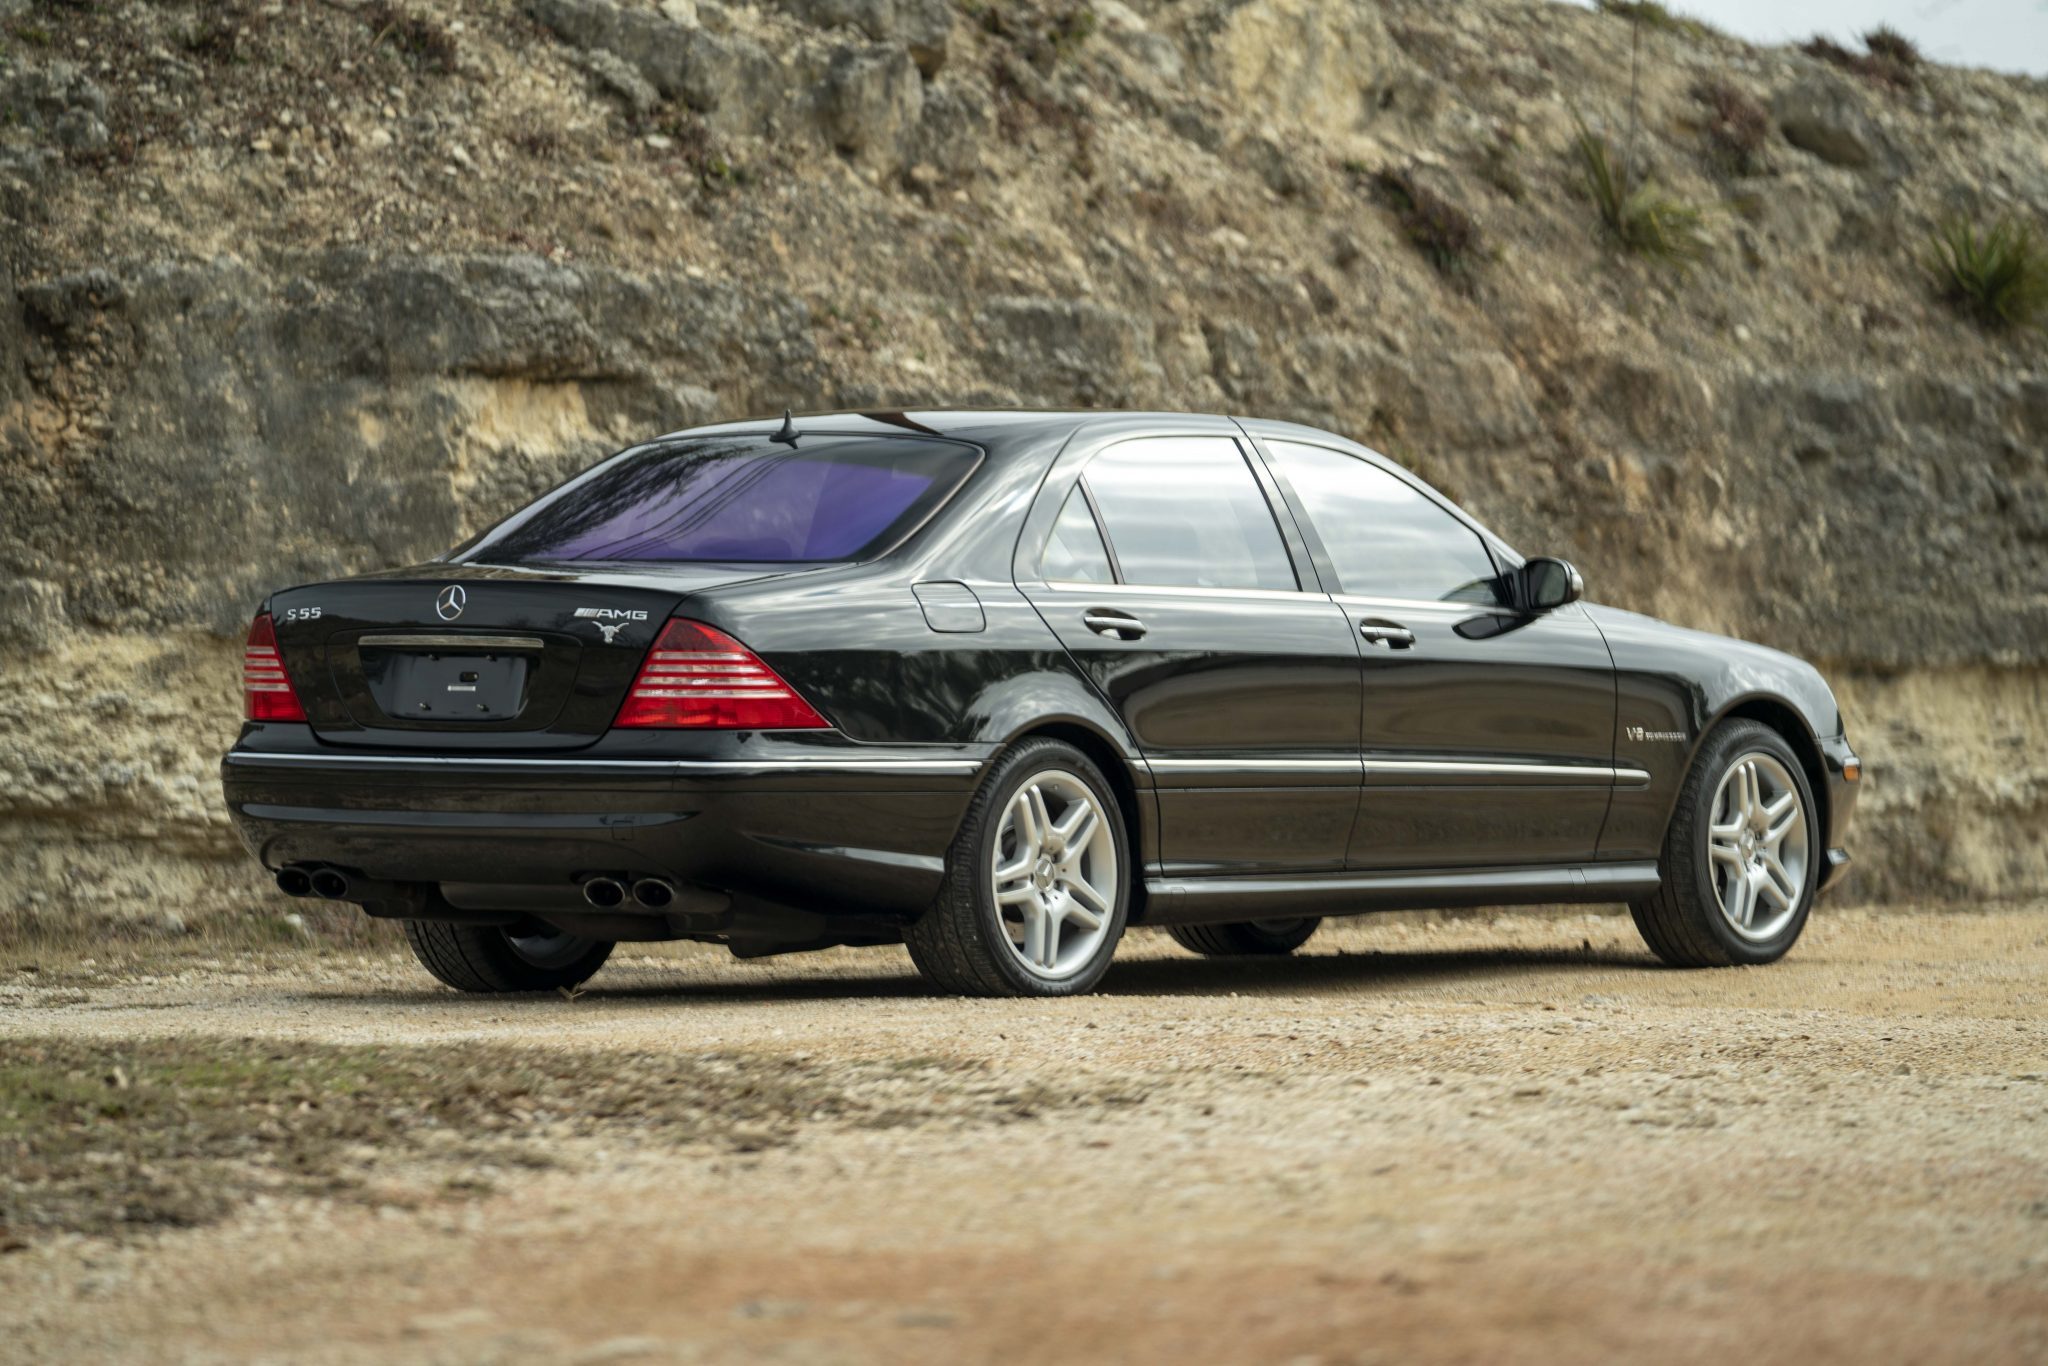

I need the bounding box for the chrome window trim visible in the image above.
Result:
[224,753,982,775]
[1042,580,1325,603]
[1328,594,1504,615]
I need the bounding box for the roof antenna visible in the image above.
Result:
[770,408,799,447]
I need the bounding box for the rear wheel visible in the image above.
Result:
[403,920,614,993]
[1168,918,1321,957]
[1630,719,1818,967]
[906,739,1130,997]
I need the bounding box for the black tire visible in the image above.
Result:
[1168,918,1321,956]
[1630,719,1819,968]
[906,738,1131,997]
[403,920,614,993]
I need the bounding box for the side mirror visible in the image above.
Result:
[1523,557,1583,611]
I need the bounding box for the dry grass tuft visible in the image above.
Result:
[1372,166,1482,279]
[1690,77,1770,176]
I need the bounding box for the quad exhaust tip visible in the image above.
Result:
[631,877,676,910]
[582,876,626,909]
[275,867,314,898]
[309,868,351,900]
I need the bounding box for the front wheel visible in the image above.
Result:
[906,739,1130,997]
[1630,719,1818,967]
[403,920,614,993]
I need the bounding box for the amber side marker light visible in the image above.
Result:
[1843,759,1862,782]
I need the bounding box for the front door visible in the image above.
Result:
[1019,432,1363,875]
[1253,435,1619,870]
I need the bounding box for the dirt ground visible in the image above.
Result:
[3,906,2045,1365]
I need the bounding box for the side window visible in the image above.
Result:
[1267,441,1508,606]
[1040,485,1116,584]
[1081,437,1297,591]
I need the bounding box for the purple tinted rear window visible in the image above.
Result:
[458,435,978,565]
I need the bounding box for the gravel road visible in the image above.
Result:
[3,907,2045,1364]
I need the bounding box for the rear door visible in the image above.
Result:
[1249,433,1618,869]
[1017,425,1362,875]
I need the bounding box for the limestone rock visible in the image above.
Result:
[816,44,925,169]
[1776,76,1893,170]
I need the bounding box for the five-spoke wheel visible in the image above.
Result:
[989,770,1120,980]
[1706,753,1810,942]
[1632,719,1818,967]
[907,738,1130,996]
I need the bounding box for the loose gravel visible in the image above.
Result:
[2,907,2044,1364]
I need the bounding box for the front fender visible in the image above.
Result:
[1586,604,1848,863]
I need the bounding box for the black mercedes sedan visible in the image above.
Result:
[223,410,1859,997]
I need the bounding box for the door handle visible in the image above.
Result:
[1359,619,1415,650]
[1082,609,1147,641]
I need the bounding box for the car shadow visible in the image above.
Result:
[289,943,1655,1010]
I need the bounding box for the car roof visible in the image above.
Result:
[656,409,1238,448]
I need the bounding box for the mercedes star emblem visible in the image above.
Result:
[435,585,467,621]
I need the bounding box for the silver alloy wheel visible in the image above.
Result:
[505,926,595,970]
[990,769,1119,981]
[1707,752,1810,942]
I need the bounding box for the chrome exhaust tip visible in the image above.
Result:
[582,876,626,909]
[275,867,314,898]
[630,877,676,910]
[309,868,351,900]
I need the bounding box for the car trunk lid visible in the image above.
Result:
[268,563,805,749]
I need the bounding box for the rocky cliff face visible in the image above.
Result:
[2,0,2044,938]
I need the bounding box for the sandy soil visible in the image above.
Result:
[3,906,2046,1364]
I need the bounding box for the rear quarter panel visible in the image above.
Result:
[681,417,1161,862]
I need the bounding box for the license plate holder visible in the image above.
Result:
[362,647,531,722]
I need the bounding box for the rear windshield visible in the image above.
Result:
[456,434,979,565]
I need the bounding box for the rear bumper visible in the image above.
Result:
[221,731,989,921]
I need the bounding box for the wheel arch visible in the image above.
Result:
[992,717,1154,917]
[1705,695,1829,843]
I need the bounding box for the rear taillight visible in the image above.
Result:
[243,612,308,722]
[613,619,829,730]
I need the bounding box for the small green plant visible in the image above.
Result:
[1372,166,1481,278]
[1927,216,2047,330]
[1048,5,1096,61]
[1572,114,1708,264]
[1690,77,1769,175]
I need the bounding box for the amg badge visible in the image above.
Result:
[574,606,647,645]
